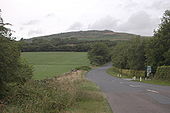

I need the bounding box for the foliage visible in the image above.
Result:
[107,67,145,78]
[111,38,146,70]
[75,66,91,71]
[2,77,78,113]
[21,38,118,52]
[0,12,11,38]
[88,43,111,65]
[127,38,146,70]
[111,41,129,69]
[155,66,170,80]
[0,13,32,99]
[146,10,170,73]
[2,71,111,113]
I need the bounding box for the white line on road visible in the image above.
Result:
[129,85,140,87]
[147,89,159,93]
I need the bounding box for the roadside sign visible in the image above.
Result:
[147,66,152,77]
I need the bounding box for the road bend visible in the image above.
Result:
[86,64,170,113]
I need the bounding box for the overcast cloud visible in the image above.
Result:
[68,22,83,31]
[1,0,170,39]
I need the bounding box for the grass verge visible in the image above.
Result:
[1,70,112,113]
[106,67,132,79]
[107,67,170,86]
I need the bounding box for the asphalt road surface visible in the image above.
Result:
[86,64,170,113]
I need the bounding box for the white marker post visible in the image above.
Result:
[133,76,136,80]
[140,77,142,81]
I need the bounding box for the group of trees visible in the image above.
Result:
[88,10,170,75]
[112,10,170,73]
[146,10,170,72]
[0,13,32,99]
[112,38,146,70]
[88,43,111,65]
[21,38,117,52]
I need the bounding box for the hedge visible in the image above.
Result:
[111,67,145,78]
[155,66,170,80]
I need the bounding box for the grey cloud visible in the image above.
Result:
[88,16,118,30]
[149,0,170,10]
[28,29,42,37]
[68,22,83,31]
[23,20,40,26]
[118,11,160,36]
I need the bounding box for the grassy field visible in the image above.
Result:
[22,52,90,79]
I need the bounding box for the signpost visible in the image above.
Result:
[147,66,152,77]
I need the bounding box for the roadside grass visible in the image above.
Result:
[107,67,170,86]
[66,79,112,113]
[2,70,112,113]
[22,52,90,80]
[106,67,132,79]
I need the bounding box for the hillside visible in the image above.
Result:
[21,30,146,52]
[28,30,138,41]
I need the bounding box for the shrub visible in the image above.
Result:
[88,43,111,65]
[111,67,145,78]
[0,37,33,99]
[75,66,91,71]
[155,66,170,80]
[2,80,78,113]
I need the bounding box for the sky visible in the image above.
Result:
[1,0,170,40]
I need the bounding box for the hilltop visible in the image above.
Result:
[21,30,148,52]
[28,30,138,41]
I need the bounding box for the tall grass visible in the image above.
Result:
[1,70,112,113]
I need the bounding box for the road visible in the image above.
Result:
[86,64,170,113]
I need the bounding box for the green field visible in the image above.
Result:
[22,52,90,79]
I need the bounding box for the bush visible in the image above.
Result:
[75,66,91,71]
[2,77,79,113]
[88,43,111,65]
[0,36,33,99]
[155,66,170,80]
[0,14,33,99]
[111,67,145,78]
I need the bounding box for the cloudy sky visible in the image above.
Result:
[1,0,170,40]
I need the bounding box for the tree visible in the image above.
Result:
[111,41,129,69]
[0,11,32,99]
[88,43,111,65]
[127,38,146,70]
[0,10,12,38]
[111,38,146,70]
[146,10,170,73]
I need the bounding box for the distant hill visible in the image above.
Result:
[21,30,151,52]
[27,30,139,41]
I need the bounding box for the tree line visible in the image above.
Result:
[88,10,170,75]
[21,37,118,52]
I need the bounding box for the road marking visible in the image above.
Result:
[129,85,140,87]
[123,78,133,81]
[147,89,159,93]
[129,85,141,87]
